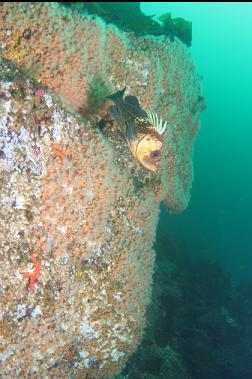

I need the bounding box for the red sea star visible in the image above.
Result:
[23,253,41,291]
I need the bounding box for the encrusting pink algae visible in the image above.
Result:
[0,2,205,378]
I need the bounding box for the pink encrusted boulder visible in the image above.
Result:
[0,1,205,212]
[0,3,204,378]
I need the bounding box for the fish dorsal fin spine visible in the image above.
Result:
[107,88,148,119]
[124,96,148,118]
[145,110,168,135]
[106,87,127,102]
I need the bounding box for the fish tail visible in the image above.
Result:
[106,87,127,102]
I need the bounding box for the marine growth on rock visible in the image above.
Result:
[0,2,204,378]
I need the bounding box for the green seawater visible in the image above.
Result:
[117,3,252,379]
[142,2,252,283]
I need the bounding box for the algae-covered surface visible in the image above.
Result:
[0,2,204,378]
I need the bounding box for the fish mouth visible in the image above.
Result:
[141,156,160,171]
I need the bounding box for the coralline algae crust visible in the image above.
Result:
[0,2,204,378]
[0,60,159,378]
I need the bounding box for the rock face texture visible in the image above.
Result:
[0,2,204,378]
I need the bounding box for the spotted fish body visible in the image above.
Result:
[107,88,168,172]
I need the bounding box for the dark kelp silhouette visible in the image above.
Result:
[60,2,192,47]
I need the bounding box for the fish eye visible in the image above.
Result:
[150,150,160,158]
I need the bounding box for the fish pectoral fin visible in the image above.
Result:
[125,120,138,142]
[117,130,128,143]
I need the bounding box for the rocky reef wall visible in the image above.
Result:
[0,2,204,378]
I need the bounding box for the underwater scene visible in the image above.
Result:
[0,2,251,378]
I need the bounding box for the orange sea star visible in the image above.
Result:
[23,253,41,291]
